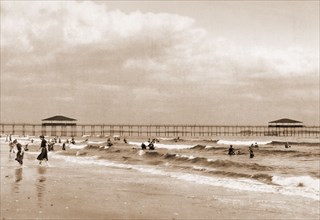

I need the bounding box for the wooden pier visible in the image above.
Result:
[0,123,319,138]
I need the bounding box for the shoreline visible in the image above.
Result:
[1,145,319,219]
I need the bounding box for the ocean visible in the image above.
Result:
[1,134,319,203]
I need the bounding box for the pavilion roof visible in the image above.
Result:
[42,115,76,121]
[269,118,302,124]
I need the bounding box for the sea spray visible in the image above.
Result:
[272,175,319,191]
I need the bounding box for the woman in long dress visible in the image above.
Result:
[37,135,48,165]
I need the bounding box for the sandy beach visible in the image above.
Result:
[1,139,319,220]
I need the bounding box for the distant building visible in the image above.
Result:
[42,115,77,126]
[268,118,303,127]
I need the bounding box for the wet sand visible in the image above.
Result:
[1,147,319,219]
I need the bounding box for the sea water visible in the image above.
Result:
[1,135,319,201]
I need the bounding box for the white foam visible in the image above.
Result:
[176,154,195,160]
[159,138,175,141]
[87,141,106,145]
[128,141,193,149]
[68,144,87,149]
[0,136,36,145]
[204,145,214,149]
[192,166,216,172]
[217,140,272,146]
[51,154,133,169]
[138,150,145,156]
[273,175,319,192]
[155,143,194,149]
[158,171,318,201]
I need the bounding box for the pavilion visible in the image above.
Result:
[42,115,77,126]
[268,118,303,127]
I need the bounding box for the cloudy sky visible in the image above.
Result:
[1,1,319,125]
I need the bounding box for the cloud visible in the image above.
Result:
[1,1,318,124]
[2,1,317,80]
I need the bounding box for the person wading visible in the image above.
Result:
[13,139,24,166]
[37,135,48,165]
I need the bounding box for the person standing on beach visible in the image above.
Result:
[13,139,24,165]
[37,135,48,165]
[9,141,15,153]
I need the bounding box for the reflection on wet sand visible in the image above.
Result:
[36,166,46,208]
[12,168,23,194]
[15,168,23,182]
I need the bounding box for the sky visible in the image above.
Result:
[1,0,319,125]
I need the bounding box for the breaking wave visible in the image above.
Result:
[50,153,319,201]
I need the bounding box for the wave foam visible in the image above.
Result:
[128,141,194,149]
[217,140,272,146]
[176,154,195,160]
[273,175,319,191]
[68,144,88,149]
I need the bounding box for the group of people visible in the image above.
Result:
[140,138,159,150]
[8,135,125,166]
[8,135,51,166]
[228,144,255,158]
[9,134,268,165]
[45,136,73,152]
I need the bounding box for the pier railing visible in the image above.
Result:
[0,124,319,138]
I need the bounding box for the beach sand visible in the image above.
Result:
[1,146,319,219]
